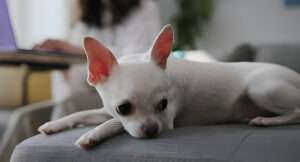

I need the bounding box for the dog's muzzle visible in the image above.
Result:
[141,123,158,138]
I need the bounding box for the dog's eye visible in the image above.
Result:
[117,102,132,115]
[157,99,168,111]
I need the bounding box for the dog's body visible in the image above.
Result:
[167,59,300,126]
[39,25,300,148]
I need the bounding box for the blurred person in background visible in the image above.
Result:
[35,0,161,119]
[35,0,160,57]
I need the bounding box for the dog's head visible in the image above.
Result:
[83,25,174,138]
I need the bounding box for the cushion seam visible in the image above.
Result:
[231,131,253,157]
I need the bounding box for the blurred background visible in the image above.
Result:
[1,0,300,161]
[6,0,300,59]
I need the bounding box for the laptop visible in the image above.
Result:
[0,0,85,66]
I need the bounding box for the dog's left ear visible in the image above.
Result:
[151,25,174,69]
[84,37,118,86]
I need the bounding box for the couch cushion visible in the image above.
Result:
[255,44,300,73]
[11,124,300,162]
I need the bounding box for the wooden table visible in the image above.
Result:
[0,50,86,70]
[0,51,87,105]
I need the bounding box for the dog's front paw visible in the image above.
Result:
[75,132,100,149]
[249,117,274,126]
[38,121,64,134]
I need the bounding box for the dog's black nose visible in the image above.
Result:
[141,124,158,138]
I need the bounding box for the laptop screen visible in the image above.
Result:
[0,0,17,52]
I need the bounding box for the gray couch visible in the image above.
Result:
[225,43,300,74]
[10,43,300,161]
[0,101,53,162]
[0,110,12,140]
[11,124,300,162]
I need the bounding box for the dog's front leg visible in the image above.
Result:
[75,118,123,148]
[38,108,111,134]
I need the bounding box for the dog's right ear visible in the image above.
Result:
[83,37,118,86]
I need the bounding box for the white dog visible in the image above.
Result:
[39,25,300,148]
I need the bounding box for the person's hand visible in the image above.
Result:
[34,39,85,55]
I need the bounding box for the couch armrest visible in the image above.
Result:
[0,100,54,162]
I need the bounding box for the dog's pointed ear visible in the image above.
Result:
[151,25,174,69]
[84,37,118,86]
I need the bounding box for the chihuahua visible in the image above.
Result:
[38,25,300,148]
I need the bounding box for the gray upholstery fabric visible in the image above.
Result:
[0,109,12,140]
[0,101,53,162]
[11,124,300,162]
[225,43,300,74]
[254,44,300,73]
[224,44,257,62]
[51,91,102,120]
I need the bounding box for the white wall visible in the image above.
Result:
[157,0,177,28]
[197,0,300,59]
[7,0,71,49]
[157,0,300,59]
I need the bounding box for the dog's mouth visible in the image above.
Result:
[135,133,159,139]
[124,129,160,139]
[141,134,159,139]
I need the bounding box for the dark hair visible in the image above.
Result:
[79,0,141,27]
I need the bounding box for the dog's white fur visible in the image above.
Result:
[38,25,300,148]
